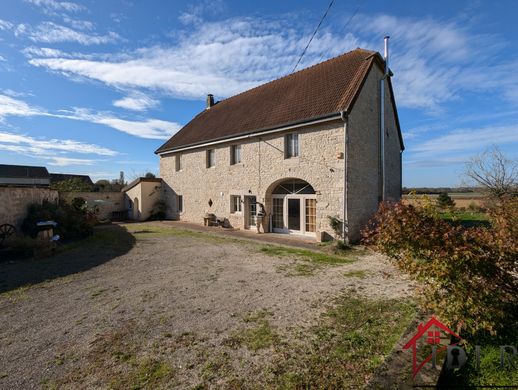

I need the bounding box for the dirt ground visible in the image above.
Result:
[0,223,416,389]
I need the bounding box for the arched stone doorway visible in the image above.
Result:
[268,179,316,236]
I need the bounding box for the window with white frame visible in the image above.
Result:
[206,149,215,168]
[230,195,242,213]
[175,154,182,171]
[177,195,183,212]
[231,144,242,165]
[285,133,299,158]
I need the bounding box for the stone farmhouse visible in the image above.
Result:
[156,45,404,242]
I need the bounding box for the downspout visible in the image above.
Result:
[380,36,390,202]
[340,110,349,244]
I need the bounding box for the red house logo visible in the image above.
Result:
[403,316,462,377]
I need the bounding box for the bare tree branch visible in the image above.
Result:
[464,146,518,198]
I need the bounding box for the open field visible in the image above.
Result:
[0,223,419,389]
[403,192,485,208]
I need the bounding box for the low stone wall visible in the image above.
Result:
[60,192,126,220]
[0,187,59,228]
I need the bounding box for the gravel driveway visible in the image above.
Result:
[0,223,414,389]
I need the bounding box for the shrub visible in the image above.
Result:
[3,236,54,259]
[147,200,167,221]
[21,199,94,240]
[362,200,517,336]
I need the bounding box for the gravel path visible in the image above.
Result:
[0,224,414,389]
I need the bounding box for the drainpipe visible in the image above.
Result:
[380,36,389,202]
[340,110,349,244]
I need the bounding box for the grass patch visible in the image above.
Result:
[275,262,321,276]
[343,270,368,278]
[439,211,490,228]
[260,245,355,264]
[239,320,279,351]
[229,310,280,351]
[109,358,175,390]
[440,339,518,387]
[271,297,416,388]
[0,284,32,300]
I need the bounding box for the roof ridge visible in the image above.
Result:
[211,47,377,108]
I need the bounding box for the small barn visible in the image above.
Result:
[122,177,163,221]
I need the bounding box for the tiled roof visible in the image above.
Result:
[156,48,381,153]
[50,173,94,186]
[0,164,49,178]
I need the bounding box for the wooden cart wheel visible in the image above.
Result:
[0,224,15,244]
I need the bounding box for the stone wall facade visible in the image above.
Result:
[0,187,58,228]
[347,65,402,241]
[159,65,403,241]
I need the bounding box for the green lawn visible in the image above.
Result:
[439,211,490,228]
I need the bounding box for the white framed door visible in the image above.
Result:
[272,194,316,237]
[244,195,257,229]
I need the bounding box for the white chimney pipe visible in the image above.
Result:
[384,35,390,74]
[380,36,390,202]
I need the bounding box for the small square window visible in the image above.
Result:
[175,154,182,171]
[206,149,215,168]
[230,195,242,213]
[285,133,299,158]
[177,195,183,212]
[231,145,242,165]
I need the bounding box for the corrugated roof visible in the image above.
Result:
[156,48,381,153]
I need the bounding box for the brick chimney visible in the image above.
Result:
[206,94,214,109]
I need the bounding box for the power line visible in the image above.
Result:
[291,0,335,73]
[317,0,361,63]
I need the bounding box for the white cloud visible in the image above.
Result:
[25,0,84,13]
[65,109,180,139]
[0,94,43,118]
[25,13,518,112]
[62,16,94,31]
[0,93,180,139]
[0,19,13,31]
[27,17,363,99]
[413,125,518,156]
[113,93,159,112]
[0,131,119,156]
[16,22,120,45]
[405,124,518,169]
[47,157,97,166]
[178,0,225,25]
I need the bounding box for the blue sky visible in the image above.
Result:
[0,0,517,186]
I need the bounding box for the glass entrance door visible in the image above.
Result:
[287,198,301,231]
[245,196,257,229]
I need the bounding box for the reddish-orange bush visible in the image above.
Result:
[362,200,517,336]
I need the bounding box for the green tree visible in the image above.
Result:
[436,192,455,208]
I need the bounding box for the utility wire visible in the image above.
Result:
[291,0,335,73]
[317,0,361,63]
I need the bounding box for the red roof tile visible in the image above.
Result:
[156,48,381,153]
